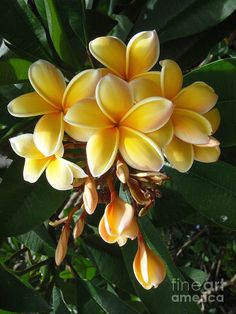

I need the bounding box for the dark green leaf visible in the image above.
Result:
[165,161,236,230]
[0,264,50,312]
[52,287,71,314]
[0,158,69,236]
[0,58,31,85]
[17,224,56,256]
[180,267,208,286]
[122,217,201,314]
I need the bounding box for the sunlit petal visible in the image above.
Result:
[121,96,173,133]
[64,98,113,128]
[96,74,133,123]
[173,82,218,114]
[119,126,164,171]
[172,108,212,144]
[98,217,117,244]
[160,59,183,99]
[129,76,161,103]
[46,157,73,190]
[8,92,57,117]
[89,36,126,78]
[64,122,96,142]
[194,143,221,163]
[61,158,87,178]
[204,108,221,133]
[10,134,44,159]
[63,69,101,110]
[29,60,66,108]
[127,31,159,79]
[133,239,149,288]
[87,128,119,177]
[148,121,174,147]
[24,158,51,183]
[34,112,64,156]
[164,136,194,172]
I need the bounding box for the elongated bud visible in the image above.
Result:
[55,226,70,266]
[83,176,98,214]
[116,160,129,183]
[73,212,86,239]
[133,234,166,289]
[127,178,149,205]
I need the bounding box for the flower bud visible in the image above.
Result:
[99,194,138,246]
[133,236,166,289]
[73,212,86,239]
[55,226,70,266]
[127,178,149,205]
[116,160,129,183]
[83,176,98,214]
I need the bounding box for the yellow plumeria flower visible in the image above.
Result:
[98,192,138,246]
[9,134,87,190]
[133,234,166,290]
[8,60,102,156]
[65,74,173,177]
[89,30,159,81]
[130,59,220,172]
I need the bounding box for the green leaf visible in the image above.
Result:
[122,217,201,314]
[52,287,71,314]
[159,0,236,42]
[84,236,135,293]
[165,161,236,230]
[0,58,31,85]
[0,158,69,236]
[150,184,196,226]
[0,264,50,312]
[17,224,56,256]
[0,0,50,59]
[44,0,80,68]
[184,58,236,146]
[180,267,208,286]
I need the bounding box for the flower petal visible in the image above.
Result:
[96,74,133,123]
[46,157,73,190]
[8,92,57,117]
[62,158,87,178]
[148,121,174,147]
[126,31,159,79]
[24,158,50,183]
[172,108,212,144]
[29,60,66,108]
[10,134,44,159]
[34,112,64,156]
[64,98,113,128]
[89,36,126,78]
[194,144,220,163]
[63,69,101,110]
[133,240,149,288]
[121,96,173,133]
[204,108,220,133]
[64,122,96,142]
[98,216,117,244]
[173,82,218,114]
[164,136,194,172]
[160,59,183,99]
[129,75,161,102]
[119,126,164,171]
[87,128,119,177]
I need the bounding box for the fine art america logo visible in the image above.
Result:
[172,278,224,303]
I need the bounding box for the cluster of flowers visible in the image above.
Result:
[8,31,220,290]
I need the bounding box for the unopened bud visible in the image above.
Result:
[83,176,98,214]
[55,226,70,266]
[116,160,129,183]
[73,213,86,239]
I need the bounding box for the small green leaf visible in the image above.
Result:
[0,264,50,312]
[17,224,56,256]
[0,58,31,85]
[180,267,208,286]
[165,161,236,230]
[0,158,69,236]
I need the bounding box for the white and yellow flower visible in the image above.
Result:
[130,59,220,172]
[10,133,87,190]
[89,30,159,81]
[65,74,173,177]
[8,60,102,156]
